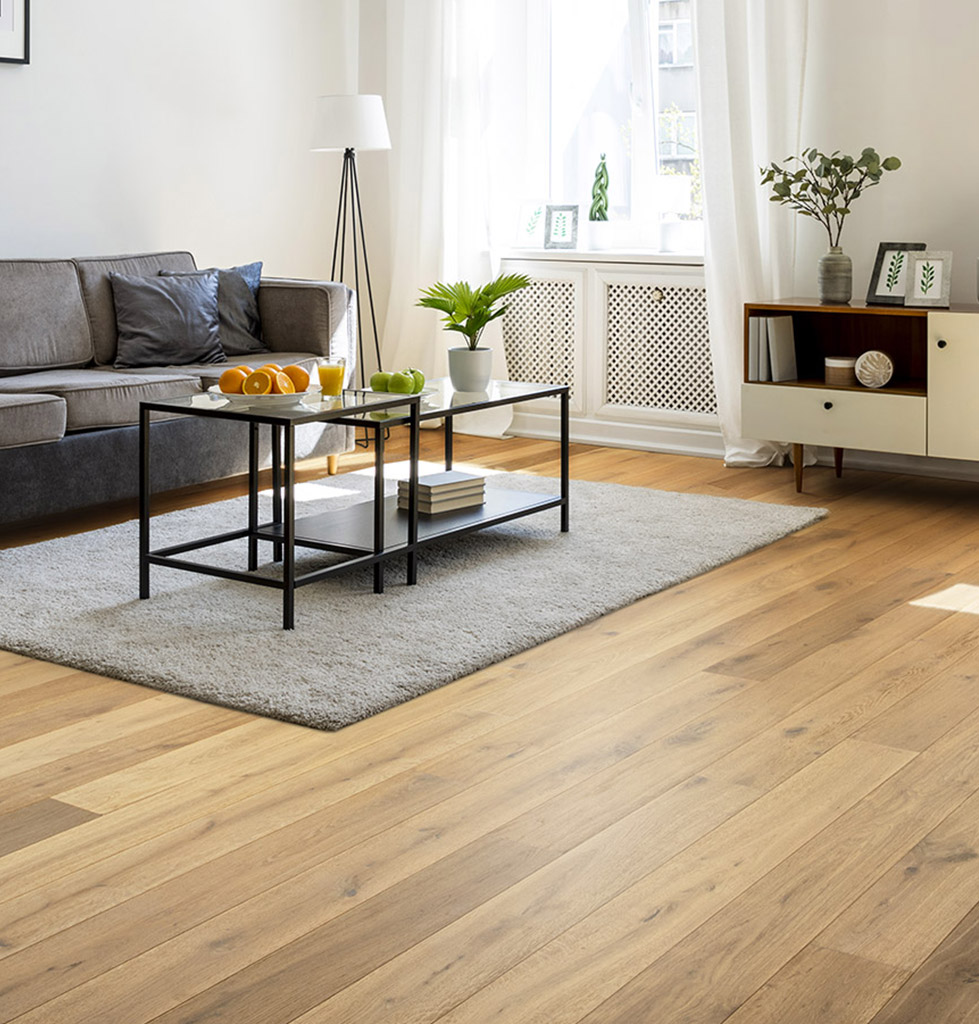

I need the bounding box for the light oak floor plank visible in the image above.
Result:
[2,434,979,1024]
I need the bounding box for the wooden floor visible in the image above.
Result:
[3,432,979,1023]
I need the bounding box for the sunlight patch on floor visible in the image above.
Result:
[910,583,979,614]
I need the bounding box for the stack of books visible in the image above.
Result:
[397,470,485,516]
[747,314,798,382]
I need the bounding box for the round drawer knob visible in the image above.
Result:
[823,401,833,410]
[938,339,948,348]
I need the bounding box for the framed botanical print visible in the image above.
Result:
[544,205,578,250]
[866,242,926,305]
[0,0,29,64]
[905,250,952,308]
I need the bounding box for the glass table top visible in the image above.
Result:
[345,378,568,422]
[142,378,567,425]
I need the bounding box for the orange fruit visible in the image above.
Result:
[282,364,310,392]
[242,369,273,395]
[270,371,296,395]
[258,362,282,375]
[218,366,249,394]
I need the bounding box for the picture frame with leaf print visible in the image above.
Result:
[905,250,952,308]
[0,0,29,64]
[544,205,578,250]
[866,242,926,305]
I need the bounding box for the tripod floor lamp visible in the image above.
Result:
[311,94,391,388]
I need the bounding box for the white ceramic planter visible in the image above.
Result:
[448,346,493,392]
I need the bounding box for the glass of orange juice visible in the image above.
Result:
[317,356,346,396]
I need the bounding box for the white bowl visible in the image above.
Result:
[207,385,311,407]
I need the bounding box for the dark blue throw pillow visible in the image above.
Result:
[161,261,265,356]
[111,270,225,368]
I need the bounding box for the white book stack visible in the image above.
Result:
[397,471,486,515]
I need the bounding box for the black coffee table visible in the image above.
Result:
[139,378,569,629]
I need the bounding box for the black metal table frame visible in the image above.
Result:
[138,382,570,630]
[139,394,421,630]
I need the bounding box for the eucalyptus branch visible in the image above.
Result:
[760,147,901,249]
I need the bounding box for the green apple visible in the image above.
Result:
[369,371,391,392]
[403,367,426,393]
[388,370,415,394]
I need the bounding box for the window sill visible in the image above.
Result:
[500,249,704,266]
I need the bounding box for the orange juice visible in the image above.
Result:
[317,363,345,395]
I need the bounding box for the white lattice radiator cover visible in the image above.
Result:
[503,277,715,416]
[502,278,576,395]
[606,283,715,415]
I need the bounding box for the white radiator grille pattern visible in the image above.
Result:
[606,283,716,415]
[502,279,576,395]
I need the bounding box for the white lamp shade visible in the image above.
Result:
[311,94,391,152]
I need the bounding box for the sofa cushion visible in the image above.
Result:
[0,260,94,375]
[111,270,224,369]
[0,369,200,430]
[74,251,198,365]
[0,393,67,449]
[160,261,265,356]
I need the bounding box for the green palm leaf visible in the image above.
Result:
[417,273,531,348]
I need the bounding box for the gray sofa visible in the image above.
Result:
[0,251,357,526]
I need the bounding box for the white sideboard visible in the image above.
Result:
[741,299,979,491]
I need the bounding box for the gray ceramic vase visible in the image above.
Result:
[818,246,852,304]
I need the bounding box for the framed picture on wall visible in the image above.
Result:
[905,250,953,308]
[0,0,29,64]
[866,242,926,305]
[544,205,578,250]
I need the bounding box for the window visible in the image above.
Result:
[531,0,701,253]
[658,19,693,66]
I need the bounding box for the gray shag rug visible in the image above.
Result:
[0,471,826,729]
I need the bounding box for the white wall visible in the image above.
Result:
[0,0,354,278]
[795,1,979,304]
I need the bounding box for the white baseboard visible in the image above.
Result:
[508,409,726,459]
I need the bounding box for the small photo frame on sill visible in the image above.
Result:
[905,250,952,307]
[0,0,29,64]
[866,242,926,305]
[514,202,546,248]
[544,205,578,249]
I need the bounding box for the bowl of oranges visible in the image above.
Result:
[209,362,312,406]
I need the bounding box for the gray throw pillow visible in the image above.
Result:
[160,261,265,356]
[111,270,225,368]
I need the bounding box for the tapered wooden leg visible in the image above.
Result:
[327,454,339,475]
[793,443,804,493]
[834,447,844,478]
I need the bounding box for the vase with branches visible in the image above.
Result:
[760,146,902,303]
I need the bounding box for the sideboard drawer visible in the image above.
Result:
[741,383,926,455]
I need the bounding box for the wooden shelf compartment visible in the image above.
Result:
[745,303,929,394]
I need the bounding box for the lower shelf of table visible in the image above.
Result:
[258,489,563,553]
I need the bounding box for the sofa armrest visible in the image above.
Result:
[257,279,357,369]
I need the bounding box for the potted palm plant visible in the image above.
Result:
[417,272,531,391]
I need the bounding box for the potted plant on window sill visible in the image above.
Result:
[586,153,614,251]
[417,273,531,392]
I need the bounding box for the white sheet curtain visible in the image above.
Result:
[693,0,810,465]
[382,0,540,436]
